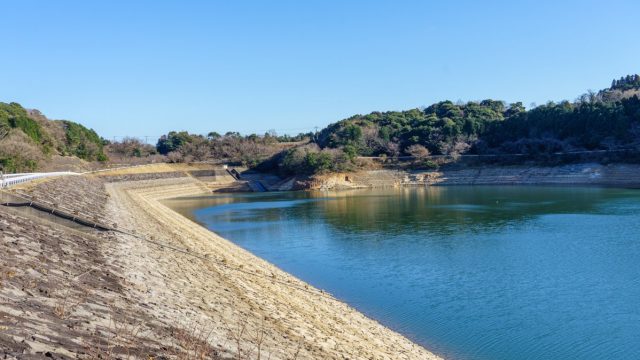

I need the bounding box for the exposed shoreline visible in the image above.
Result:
[104,177,441,359]
[5,161,639,359]
[300,162,640,190]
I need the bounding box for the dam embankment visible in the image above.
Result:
[3,161,639,359]
[1,169,440,359]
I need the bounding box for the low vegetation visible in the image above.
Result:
[155,130,310,166]
[0,102,107,171]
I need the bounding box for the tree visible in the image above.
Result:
[505,102,525,117]
[224,131,241,138]
[156,131,193,155]
[207,131,221,140]
[405,144,430,159]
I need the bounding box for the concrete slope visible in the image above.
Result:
[105,177,441,360]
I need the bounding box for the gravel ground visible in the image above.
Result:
[97,172,188,183]
[0,207,227,359]
[11,176,111,226]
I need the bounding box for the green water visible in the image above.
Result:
[165,186,640,360]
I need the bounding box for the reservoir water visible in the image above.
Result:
[164,186,640,360]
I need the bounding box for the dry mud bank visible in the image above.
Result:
[104,177,440,359]
[305,163,640,190]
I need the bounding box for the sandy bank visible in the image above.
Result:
[104,177,441,359]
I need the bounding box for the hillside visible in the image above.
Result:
[144,74,640,176]
[268,74,640,175]
[4,74,640,175]
[0,102,107,172]
[316,76,640,157]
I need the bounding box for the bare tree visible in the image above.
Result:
[0,131,43,171]
[405,144,430,159]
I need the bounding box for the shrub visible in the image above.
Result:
[0,102,45,144]
[422,160,439,169]
[167,151,185,163]
[405,144,430,159]
[277,144,353,175]
[0,131,43,172]
[60,120,107,161]
[108,137,157,158]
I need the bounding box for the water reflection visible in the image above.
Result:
[312,187,617,235]
[163,186,640,360]
[167,186,627,236]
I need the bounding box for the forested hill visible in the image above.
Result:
[146,74,640,175]
[0,102,107,172]
[609,74,640,92]
[316,76,640,158]
[4,74,639,174]
[276,74,639,174]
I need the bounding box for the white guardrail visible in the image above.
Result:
[0,163,172,188]
[0,172,79,189]
[1,163,176,189]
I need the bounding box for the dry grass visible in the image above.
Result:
[0,130,43,171]
[94,163,215,176]
[78,313,308,360]
[0,269,16,290]
[82,311,147,360]
[52,286,91,320]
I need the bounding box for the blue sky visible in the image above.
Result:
[1,0,639,141]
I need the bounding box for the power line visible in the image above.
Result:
[115,229,336,300]
[105,128,317,143]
